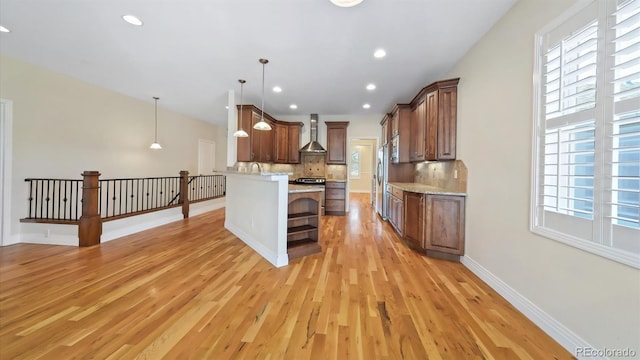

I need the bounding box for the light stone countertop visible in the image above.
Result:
[219,170,293,176]
[388,182,467,196]
[288,184,325,194]
[326,179,347,182]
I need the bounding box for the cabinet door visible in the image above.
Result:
[424,195,465,255]
[236,108,254,162]
[381,117,389,145]
[260,119,275,162]
[326,122,349,164]
[403,192,424,250]
[288,124,301,164]
[410,97,426,162]
[274,123,288,163]
[250,112,262,161]
[437,87,457,160]
[425,91,438,161]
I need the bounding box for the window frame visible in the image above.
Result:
[531,0,640,269]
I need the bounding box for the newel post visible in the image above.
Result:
[179,170,189,219]
[78,171,102,247]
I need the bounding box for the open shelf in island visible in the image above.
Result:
[287,191,322,260]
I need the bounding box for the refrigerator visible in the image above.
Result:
[375,144,388,220]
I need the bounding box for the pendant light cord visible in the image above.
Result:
[153,96,159,142]
[261,61,265,122]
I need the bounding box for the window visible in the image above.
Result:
[350,149,360,178]
[532,0,640,268]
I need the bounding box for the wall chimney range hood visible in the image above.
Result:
[299,114,326,153]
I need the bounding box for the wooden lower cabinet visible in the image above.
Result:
[325,181,346,215]
[388,186,403,235]
[402,192,423,250]
[424,194,465,255]
[401,192,465,257]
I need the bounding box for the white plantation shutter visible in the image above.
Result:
[533,0,640,268]
[608,0,640,252]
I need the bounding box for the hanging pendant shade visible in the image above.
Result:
[253,58,272,131]
[150,96,162,149]
[233,79,249,137]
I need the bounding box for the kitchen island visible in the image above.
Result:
[223,171,323,267]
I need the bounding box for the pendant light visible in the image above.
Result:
[150,97,162,150]
[253,58,272,131]
[233,79,249,137]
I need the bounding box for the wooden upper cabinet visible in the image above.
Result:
[236,107,255,162]
[381,114,390,146]
[274,123,288,163]
[325,121,349,164]
[288,123,302,164]
[409,78,459,162]
[436,86,457,160]
[251,112,274,163]
[391,104,411,163]
[409,96,426,162]
[236,105,285,163]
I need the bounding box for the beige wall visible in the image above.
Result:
[1,55,227,240]
[449,0,639,354]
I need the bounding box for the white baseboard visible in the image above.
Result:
[224,221,288,268]
[461,256,599,359]
[102,198,226,242]
[20,233,77,246]
[8,198,227,247]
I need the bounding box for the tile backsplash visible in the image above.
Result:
[414,160,467,193]
[234,153,347,180]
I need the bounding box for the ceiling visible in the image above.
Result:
[0,0,516,126]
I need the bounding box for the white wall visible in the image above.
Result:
[0,55,228,244]
[449,0,640,355]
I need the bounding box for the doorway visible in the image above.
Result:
[0,99,13,246]
[349,138,377,202]
[198,139,216,175]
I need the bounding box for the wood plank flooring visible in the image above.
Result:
[0,193,573,359]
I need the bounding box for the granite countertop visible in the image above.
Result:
[326,179,347,182]
[219,170,293,176]
[288,184,325,193]
[388,182,467,196]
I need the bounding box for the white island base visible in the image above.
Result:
[224,172,325,267]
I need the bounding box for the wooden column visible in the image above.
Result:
[179,170,189,219]
[78,171,102,247]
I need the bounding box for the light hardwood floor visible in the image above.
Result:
[0,193,573,359]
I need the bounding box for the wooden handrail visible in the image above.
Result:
[21,171,226,246]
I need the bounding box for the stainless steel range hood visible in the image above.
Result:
[299,114,326,153]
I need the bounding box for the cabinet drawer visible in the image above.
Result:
[325,182,346,189]
[326,188,345,200]
[389,186,403,199]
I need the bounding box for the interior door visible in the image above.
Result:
[198,139,216,175]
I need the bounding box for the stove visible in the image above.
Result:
[294,177,326,185]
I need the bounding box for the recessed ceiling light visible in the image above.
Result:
[373,49,386,58]
[0,26,10,33]
[225,106,229,109]
[363,104,371,109]
[366,83,376,91]
[290,104,298,109]
[330,0,364,7]
[122,15,143,26]
[273,86,282,93]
